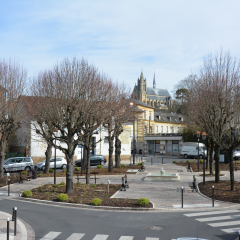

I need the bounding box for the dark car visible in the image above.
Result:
[75,155,107,167]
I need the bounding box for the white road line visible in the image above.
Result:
[92,234,109,240]
[119,237,134,240]
[146,238,159,240]
[221,227,240,233]
[40,231,61,240]
[184,210,240,217]
[209,220,240,227]
[196,215,240,222]
[66,233,85,240]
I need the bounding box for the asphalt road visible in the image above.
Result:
[0,199,237,240]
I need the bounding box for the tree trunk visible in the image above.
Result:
[44,143,52,173]
[228,149,235,191]
[209,139,214,175]
[86,136,92,184]
[81,136,89,172]
[214,144,220,183]
[115,134,121,168]
[0,136,6,178]
[65,150,74,194]
[108,134,114,172]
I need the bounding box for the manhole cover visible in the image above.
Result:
[147,226,165,231]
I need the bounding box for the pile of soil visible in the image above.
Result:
[198,180,240,203]
[26,183,153,208]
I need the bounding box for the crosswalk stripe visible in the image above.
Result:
[209,220,240,227]
[221,227,240,233]
[196,215,240,222]
[184,210,240,217]
[66,233,85,240]
[146,238,159,240]
[119,237,133,240]
[92,234,109,240]
[40,231,61,240]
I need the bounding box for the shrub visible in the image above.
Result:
[91,198,101,206]
[38,173,42,177]
[49,169,53,173]
[91,184,96,187]
[138,162,142,165]
[57,193,68,202]
[200,159,204,163]
[22,190,32,197]
[97,165,102,169]
[60,182,65,185]
[138,197,150,206]
[121,164,125,167]
[64,169,67,174]
[186,160,190,163]
[172,160,177,163]
[52,184,58,188]
[22,171,27,175]
[75,167,79,171]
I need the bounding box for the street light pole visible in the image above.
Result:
[202,132,207,185]
[53,128,58,184]
[130,102,136,165]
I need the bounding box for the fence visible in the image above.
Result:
[5,153,25,160]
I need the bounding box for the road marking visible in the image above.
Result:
[40,231,61,240]
[146,238,159,240]
[184,210,240,217]
[92,234,109,240]
[66,233,85,240]
[196,215,240,222]
[173,204,219,208]
[119,237,133,240]
[221,227,240,233]
[209,220,240,227]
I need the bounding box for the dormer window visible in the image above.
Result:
[156,115,160,120]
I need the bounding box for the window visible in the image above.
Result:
[156,126,158,132]
[144,111,146,119]
[166,126,168,133]
[104,137,109,143]
[177,127,179,133]
[23,158,31,162]
[171,127,174,133]
[161,126,163,133]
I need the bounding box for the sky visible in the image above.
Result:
[1,0,240,96]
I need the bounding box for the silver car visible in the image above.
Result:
[35,157,67,171]
[3,157,34,172]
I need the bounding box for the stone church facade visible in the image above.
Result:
[133,71,172,110]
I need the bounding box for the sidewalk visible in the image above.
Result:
[0,158,240,239]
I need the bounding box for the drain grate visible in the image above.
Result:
[147,226,165,231]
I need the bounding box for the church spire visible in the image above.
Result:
[153,72,156,89]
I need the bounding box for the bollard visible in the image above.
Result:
[162,157,163,165]
[181,186,184,208]
[94,174,97,184]
[238,230,240,240]
[124,174,129,188]
[107,180,111,193]
[212,185,214,207]
[7,217,10,240]
[120,177,126,191]
[8,179,10,196]
[12,207,17,236]
[141,156,142,162]
[151,157,153,165]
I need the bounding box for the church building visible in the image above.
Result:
[133,71,172,110]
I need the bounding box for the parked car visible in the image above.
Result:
[3,157,34,172]
[35,157,67,171]
[75,155,107,167]
[233,149,240,160]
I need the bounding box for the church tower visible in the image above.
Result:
[153,72,156,89]
[138,71,147,103]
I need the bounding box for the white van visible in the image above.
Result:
[180,142,206,159]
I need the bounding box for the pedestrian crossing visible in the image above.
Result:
[39,232,160,240]
[184,209,240,233]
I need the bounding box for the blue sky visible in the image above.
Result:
[1,0,240,95]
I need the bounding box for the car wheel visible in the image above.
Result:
[41,166,45,171]
[25,166,31,171]
[3,168,6,173]
[199,155,203,159]
[62,164,67,169]
[101,161,105,166]
[184,154,188,159]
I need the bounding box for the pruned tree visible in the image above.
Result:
[0,60,26,177]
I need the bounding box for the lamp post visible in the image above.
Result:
[197,131,200,172]
[130,102,136,165]
[53,127,58,184]
[202,132,207,185]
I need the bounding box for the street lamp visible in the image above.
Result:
[130,102,136,165]
[202,132,207,185]
[197,131,200,172]
[53,127,58,184]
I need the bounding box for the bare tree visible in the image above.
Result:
[187,50,240,185]
[0,60,26,177]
